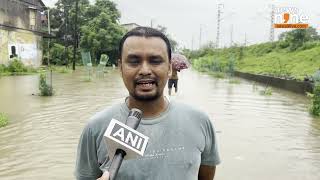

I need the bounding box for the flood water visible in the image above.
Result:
[0,68,319,180]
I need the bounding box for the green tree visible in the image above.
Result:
[50,0,89,42]
[306,27,320,41]
[48,0,124,66]
[278,27,320,51]
[80,0,125,65]
[50,0,91,39]
[48,0,90,66]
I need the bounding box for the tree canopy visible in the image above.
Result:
[278,27,320,51]
[49,0,125,65]
[47,0,179,66]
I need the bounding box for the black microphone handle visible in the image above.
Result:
[108,108,143,180]
[108,149,126,180]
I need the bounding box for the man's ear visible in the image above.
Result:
[168,63,172,77]
[118,59,122,76]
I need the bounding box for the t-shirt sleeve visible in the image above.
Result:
[201,115,221,166]
[75,124,102,180]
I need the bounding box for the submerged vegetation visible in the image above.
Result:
[39,73,53,96]
[0,113,9,128]
[0,58,38,76]
[260,87,273,96]
[309,84,320,116]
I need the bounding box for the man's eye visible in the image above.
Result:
[150,58,163,65]
[128,58,140,64]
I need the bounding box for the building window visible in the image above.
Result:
[29,9,36,30]
[10,46,17,58]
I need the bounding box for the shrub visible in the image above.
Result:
[0,64,5,72]
[277,40,290,49]
[0,64,7,74]
[7,58,27,73]
[310,84,320,116]
[0,113,9,128]
[49,43,72,65]
[39,73,53,96]
[212,59,222,72]
[312,69,320,83]
[1,60,37,75]
[260,87,273,95]
[226,56,236,75]
[300,41,320,50]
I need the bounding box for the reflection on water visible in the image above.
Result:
[0,68,319,180]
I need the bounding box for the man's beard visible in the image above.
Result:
[131,76,162,101]
[130,90,161,101]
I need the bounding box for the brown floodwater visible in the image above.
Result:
[0,68,319,180]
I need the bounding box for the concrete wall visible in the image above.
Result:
[235,71,314,94]
[0,0,46,67]
[0,28,42,67]
[0,0,44,31]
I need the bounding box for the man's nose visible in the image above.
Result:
[138,61,152,76]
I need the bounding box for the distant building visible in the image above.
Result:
[0,0,49,67]
[121,23,141,31]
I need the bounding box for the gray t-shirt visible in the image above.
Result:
[75,100,220,180]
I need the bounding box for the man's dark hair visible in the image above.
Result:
[119,26,172,61]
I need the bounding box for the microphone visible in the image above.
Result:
[104,108,149,180]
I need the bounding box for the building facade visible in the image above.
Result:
[0,0,48,67]
[121,23,141,31]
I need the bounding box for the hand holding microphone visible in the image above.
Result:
[102,108,149,180]
[97,171,109,180]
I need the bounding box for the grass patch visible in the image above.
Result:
[208,72,225,79]
[229,79,241,84]
[49,66,72,73]
[189,41,320,81]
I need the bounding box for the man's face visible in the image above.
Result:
[119,36,172,101]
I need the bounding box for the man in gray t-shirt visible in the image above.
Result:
[75,27,220,180]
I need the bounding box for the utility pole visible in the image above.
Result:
[269,4,275,42]
[199,25,202,49]
[230,24,233,47]
[73,0,79,70]
[47,9,50,66]
[244,33,247,46]
[64,3,68,67]
[150,19,153,28]
[47,9,52,87]
[216,3,223,48]
[191,35,194,51]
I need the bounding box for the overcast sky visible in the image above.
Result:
[43,0,320,49]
